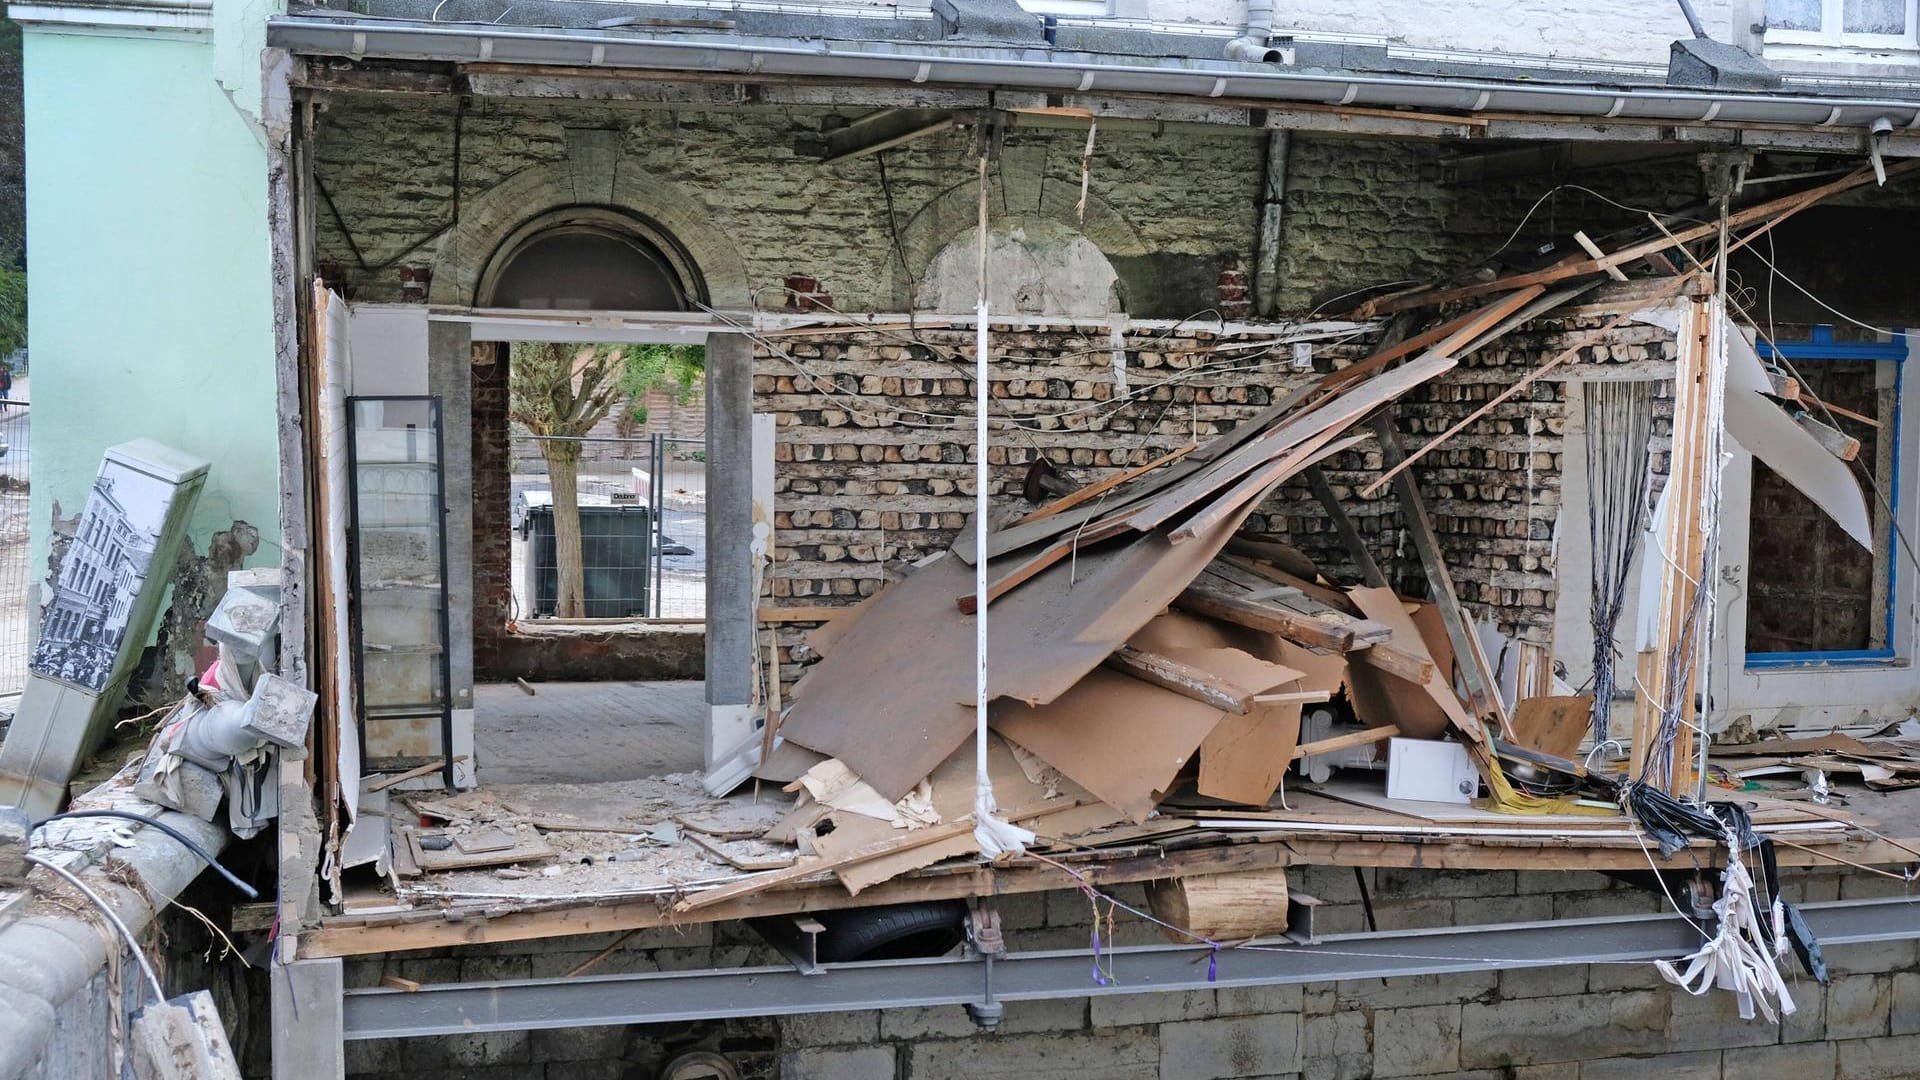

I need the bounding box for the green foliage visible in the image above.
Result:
[0,270,24,360]
[509,341,706,441]
[616,343,704,418]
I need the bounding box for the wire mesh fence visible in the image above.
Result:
[509,432,706,621]
[0,396,30,696]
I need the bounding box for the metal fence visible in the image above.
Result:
[0,397,30,696]
[647,435,707,620]
[510,432,706,621]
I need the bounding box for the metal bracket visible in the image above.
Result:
[745,915,826,976]
[1285,890,1323,944]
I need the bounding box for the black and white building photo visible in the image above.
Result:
[31,459,169,691]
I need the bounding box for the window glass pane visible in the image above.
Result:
[1767,0,1826,30]
[1843,0,1907,33]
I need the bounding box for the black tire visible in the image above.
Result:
[812,900,967,963]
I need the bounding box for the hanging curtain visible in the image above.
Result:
[1585,380,1656,744]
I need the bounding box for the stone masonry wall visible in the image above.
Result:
[308,96,1706,321]
[336,865,1919,1080]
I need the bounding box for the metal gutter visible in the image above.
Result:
[340,896,1920,1038]
[267,15,1920,129]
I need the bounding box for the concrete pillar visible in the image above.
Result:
[704,332,756,768]
[428,319,476,787]
[271,957,344,1080]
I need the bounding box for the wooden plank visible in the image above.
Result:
[1290,724,1400,760]
[956,514,1132,614]
[1794,411,1862,461]
[293,822,1912,958]
[1168,434,1366,545]
[366,756,469,793]
[1802,395,1880,429]
[1361,274,1693,498]
[1365,162,1919,315]
[1365,415,1503,737]
[675,796,1079,912]
[1304,465,1389,587]
[1104,645,1258,714]
[1573,231,1630,281]
[1763,370,1802,403]
[1176,579,1356,652]
[1253,689,1334,705]
[1202,563,1392,644]
[1010,443,1198,526]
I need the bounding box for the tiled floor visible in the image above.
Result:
[474,679,706,785]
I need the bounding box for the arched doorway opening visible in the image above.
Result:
[467,210,715,784]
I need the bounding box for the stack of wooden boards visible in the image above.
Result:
[1713,733,1920,791]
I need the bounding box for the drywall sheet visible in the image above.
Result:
[1725,323,1872,549]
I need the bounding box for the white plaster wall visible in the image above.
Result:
[920,221,1123,318]
[1154,0,1730,65]
[823,0,1734,69]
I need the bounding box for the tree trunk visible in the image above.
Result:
[543,440,587,618]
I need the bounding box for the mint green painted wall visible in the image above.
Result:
[24,30,279,575]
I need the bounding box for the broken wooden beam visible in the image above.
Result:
[1175,579,1356,652]
[1289,723,1400,761]
[1794,411,1861,462]
[1104,645,1256,714]
[1224,535,1318,579]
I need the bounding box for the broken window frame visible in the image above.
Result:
[1744,324,1907,669]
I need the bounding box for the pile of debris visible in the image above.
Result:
[682,305,1583,912]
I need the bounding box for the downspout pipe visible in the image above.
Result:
[1674,0,1710,39]
[1225,0,1282,63]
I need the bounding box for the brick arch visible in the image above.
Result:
[883,166,1151,312]
[426,156,751,309]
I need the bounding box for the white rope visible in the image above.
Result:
[1653,826,1796,1022]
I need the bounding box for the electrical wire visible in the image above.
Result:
[35,810,259,900]
[24,853,167,1005]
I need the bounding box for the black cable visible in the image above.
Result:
[34,810,259,900]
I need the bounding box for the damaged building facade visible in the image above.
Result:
[7,0,1920,1076]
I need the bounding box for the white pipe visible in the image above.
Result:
[971,150,1031,860]
[1225,0,1282,63]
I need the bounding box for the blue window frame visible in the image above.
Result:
[1746,325,1905,670]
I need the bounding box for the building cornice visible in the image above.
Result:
[10,0,213,37]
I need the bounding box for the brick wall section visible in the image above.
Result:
[340,867,1917,1080]
[758,313,1678,689]
[472,344,514,678]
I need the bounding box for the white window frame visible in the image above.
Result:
[1765,0,1920,49]
[1016,0,1111,16]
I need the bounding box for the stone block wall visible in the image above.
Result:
[337,865,1918,1080]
